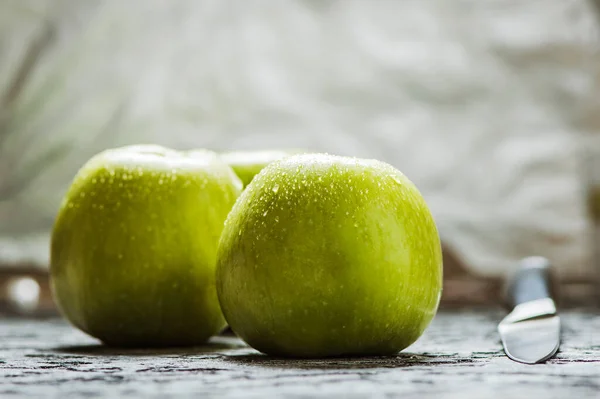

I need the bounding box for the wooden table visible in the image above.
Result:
[1,308,598,398]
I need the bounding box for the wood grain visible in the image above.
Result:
[0,309,598,398]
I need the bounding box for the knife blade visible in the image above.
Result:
[498,256,560,364]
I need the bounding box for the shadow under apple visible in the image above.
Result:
[224,352,473,370]
[51,336,246,357]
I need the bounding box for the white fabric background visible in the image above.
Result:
[0,0,598,279]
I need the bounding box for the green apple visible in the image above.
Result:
[220,150,301,187]
[216,153,443,357]
[51,144,243,347]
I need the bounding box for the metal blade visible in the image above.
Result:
[498,299,560,364]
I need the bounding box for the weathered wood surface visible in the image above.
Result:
[1,309,599,398]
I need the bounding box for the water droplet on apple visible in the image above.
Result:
[272,184,280,193]
[263,210,268,217]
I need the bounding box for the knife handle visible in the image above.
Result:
[507,256,555,308]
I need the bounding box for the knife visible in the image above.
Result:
[497,256,560,364]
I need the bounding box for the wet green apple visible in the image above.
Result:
[220,150,301,187]
[51,145,243,347]
[216,153,443,357]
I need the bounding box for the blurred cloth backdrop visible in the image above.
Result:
[0,0,599,282]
